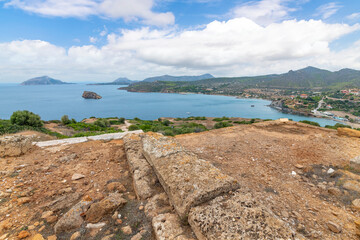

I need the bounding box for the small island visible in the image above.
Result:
[21,76,72,85]
[82,91,102,99]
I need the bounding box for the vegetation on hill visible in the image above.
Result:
[121,67,360,94]
[143,74,214,82]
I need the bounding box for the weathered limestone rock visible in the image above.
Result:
[145,193,172,218]
[54,196,93,233]
[85,193,127,223]
[123,134,158,200]
[152,213,196,240]
[343,180,360,193]
[188,191,293,240]
[338,128,360,138]
[350,156,360,171]
[141,132,239,220]
[0,135,32,157]
[82,91,102,99]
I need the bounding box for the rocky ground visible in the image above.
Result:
[2,120,360,239]
[176,121,360,239]
[0,137,153,240]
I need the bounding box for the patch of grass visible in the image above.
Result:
[213,116,230,122]
[214,121,233,129]
[299,120,320,127]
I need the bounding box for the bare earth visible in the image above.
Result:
[176,121,360,239]
[2,121,360,239]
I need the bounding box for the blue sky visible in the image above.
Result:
[0,0,359,82]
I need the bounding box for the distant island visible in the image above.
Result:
[21,76,73,85]
[89,74,214,85]
[82,91,102,99]
[88,77,139,85]
[142,74,214,82]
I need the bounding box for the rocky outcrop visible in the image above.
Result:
[82,91,102,99]
[0,135,32,157]
[141,132,240,220]
[188,191,293,240]
[152,213,196,240]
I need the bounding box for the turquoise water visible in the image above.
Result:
[0,83,338,126]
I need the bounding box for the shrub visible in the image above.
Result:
[71,118,77,124]
[94,119,111,128]
[214,121,233,129]
[61,115,71,125]
[213,116,230,122]
[128,125,140,131]
[10,110,43,127]
[119,118,125,124]
[299,120,320,127]
[163,119,171,126]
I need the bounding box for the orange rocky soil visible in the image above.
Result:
[176,121,360,239]
[2,120,360,239]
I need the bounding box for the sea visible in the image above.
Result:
[0,83,339,126]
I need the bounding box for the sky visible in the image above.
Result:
[0,0,360,83]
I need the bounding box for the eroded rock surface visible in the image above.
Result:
[141,132,240,220]
[188,191,294,240]
[152,213,196,240]
[0,135,32,157]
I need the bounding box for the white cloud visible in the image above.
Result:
[347,12,360,20]
[229,0,295,25]
[89,36,97,43]
[4,0,174,26]
[0,18,359,82]
[315,2,342,19]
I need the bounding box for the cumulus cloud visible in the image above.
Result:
[229,0,295,25]
[4,0,174,26]
[315,2,342,19]
[0,18,359,82]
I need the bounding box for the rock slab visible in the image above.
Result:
[141,132,240,220]
[188,191,293,240]
[0,135,32,157]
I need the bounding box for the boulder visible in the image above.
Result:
[54,196,93,233]
[82,91,102,99]
[0,135,32,157]
[188,191,293,240]
[85,193,127,223]
[350,156,360,171]
[141,132,239,220]
[337,128,360,138]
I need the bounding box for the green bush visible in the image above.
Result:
[163,119,171,126]
[128,125,140,131]
[10,110,43,127]
[299,120,320,127]
[214,121,233,129]
[213,116,230,122]
[94,119,110,128]
[61,115,71,125]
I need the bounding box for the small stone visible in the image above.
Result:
[32,234,45,240]
[106,182,126,193]
[47,235,57,240]
[71,173,85,181]
[46,215,58,223]
[112,211,118,220]
[327,168,335,174]
[17,197,31,205]
[41,211,54,219]
[86,222,106,229]
[116,219,123,225]
[38,225,45,232]
[139,205,144,211]
[28,225,35,230]
[101,235,114,240]
[291,171,297,176]
[328,187,341,196]
[17,230,30,239]
[34,222,40,226]
[327,221,341,233]
[70,231,81,240]
[353,199,360,209]
[121,226,132,235]
[295,164,303,169]
[131,233,143,240]
[355,219,360,229]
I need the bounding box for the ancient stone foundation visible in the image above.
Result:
[124,132,294,240]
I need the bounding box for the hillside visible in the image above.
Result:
[121,67,360,94]
[21,76,72,85]
[143,73,214,82]
[89,77,139,85]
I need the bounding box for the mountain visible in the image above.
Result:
[21,76,72,85]
[142,74,214,82]
[88,77,139,85]
[121,67,360,94]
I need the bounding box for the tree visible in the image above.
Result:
[61,115,71,125]
[10,110,43,127]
